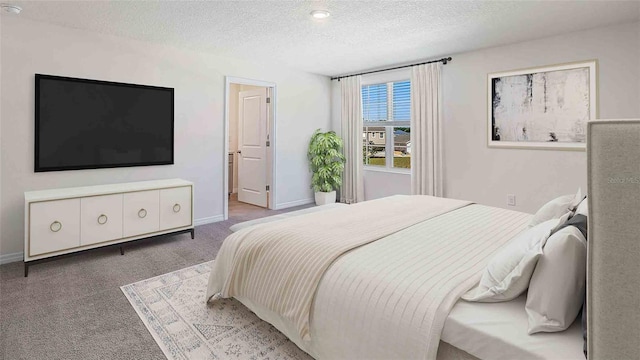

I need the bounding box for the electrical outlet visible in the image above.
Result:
[507,194,516,207]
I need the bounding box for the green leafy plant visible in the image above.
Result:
[308,129,346,193]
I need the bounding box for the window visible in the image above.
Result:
[362,80,411,170]
[362,84,388,122]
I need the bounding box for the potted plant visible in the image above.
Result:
[308,129,345,205]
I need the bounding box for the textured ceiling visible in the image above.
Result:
[6,1,640,76]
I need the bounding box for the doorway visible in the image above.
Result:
[224,77,276,220]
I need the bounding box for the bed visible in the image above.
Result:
[442,296,583,359]
[207,195,585,359]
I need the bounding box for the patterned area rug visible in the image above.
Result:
[121,261,312,360]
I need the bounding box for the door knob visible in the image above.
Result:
[237,150,242,154]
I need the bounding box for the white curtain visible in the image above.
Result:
[410,63,443,196]
[340,76,365,203]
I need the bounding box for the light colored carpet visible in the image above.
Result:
[121,261,312,360]
[0,202,312,360]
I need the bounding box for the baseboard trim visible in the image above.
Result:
[275,198,314,210]
[194,215,224,226]
[0,252,24,265]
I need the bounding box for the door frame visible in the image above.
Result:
[223,76,277,220]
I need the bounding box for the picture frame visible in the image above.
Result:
[487,60,598,150]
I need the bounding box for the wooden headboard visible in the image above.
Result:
[587,119,640,359]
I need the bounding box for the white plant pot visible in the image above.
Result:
[315,191,336,206]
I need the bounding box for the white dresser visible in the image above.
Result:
[24,179,194,276]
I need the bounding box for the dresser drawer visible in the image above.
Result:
[123,190,160,237]
[160,186,192,230]
[29,199,81,256]
[81,194,123,246]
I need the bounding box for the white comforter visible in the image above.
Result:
[208,196,530,359]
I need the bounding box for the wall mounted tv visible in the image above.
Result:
[35,74,174,172]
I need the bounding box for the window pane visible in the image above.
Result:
[362,84,388,121]
[363,126,385,146]
[392,81,411,121]
[393,127,411,169]
[367,145,386,167]
[363,126,386,166]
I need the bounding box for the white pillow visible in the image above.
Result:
[462,214,570,303]
[529,188,583,227]
[526,226,587,334]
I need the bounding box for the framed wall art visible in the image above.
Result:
[488,60,597,150]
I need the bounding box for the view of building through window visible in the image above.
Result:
[362,81,411,169]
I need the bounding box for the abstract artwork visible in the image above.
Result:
[488,60,597,150]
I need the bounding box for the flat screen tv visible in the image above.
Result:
[35,74,174,172]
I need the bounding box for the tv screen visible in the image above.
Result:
[35,74,174,172]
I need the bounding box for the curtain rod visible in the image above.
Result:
[330,57,452,81]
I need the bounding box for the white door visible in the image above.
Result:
[237,88,268,207]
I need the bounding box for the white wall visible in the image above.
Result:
[331,21,640,212]
[0,17,331,256]
[443,21,640,213]
[363,170,411,200]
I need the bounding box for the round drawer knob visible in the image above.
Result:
[173,204,181,213]
[138,208,147,218]
[50,221,62,232]
[97,214,108,225]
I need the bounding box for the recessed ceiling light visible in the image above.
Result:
[310,10,330,19]
[1,4,22,14]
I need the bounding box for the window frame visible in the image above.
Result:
[362,79,411,174]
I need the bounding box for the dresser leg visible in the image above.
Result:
[120,246,124,255]
[24,263,29,277]
[191,229,195,239]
